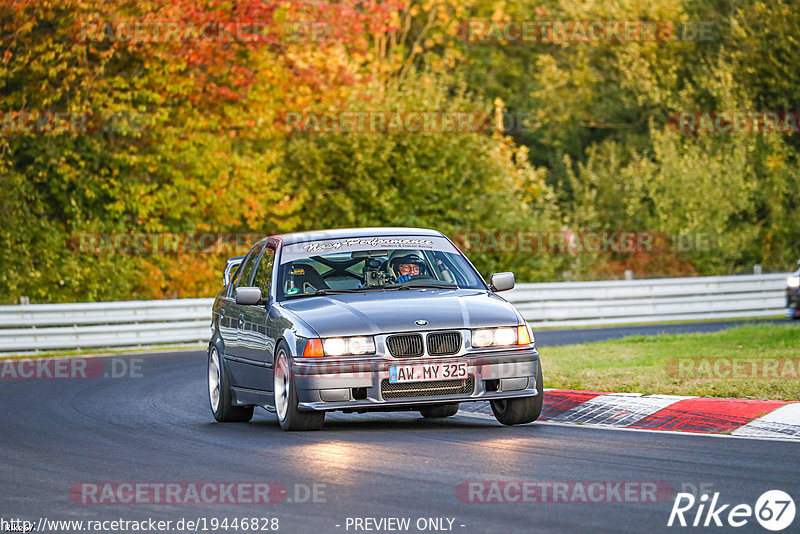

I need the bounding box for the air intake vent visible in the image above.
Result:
[381,377,475,399]
[386,334,423,357]
[427,332,461,355]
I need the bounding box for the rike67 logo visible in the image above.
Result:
[668,490,795,531]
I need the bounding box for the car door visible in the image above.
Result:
[217,251,250,359]
[239,244,275,390]
[225,241,266,389]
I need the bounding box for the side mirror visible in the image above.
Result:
[490,272,515,292]
[235,287,264,305]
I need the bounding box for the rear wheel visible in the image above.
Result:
[273,342,325,431]
[419,403,459,419]
[208,346,253,422]
[490,367,544,426]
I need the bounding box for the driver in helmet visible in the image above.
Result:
[391,254,427,283]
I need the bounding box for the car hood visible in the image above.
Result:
[279,289,521,338]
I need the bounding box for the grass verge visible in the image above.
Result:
[541,323,800,401]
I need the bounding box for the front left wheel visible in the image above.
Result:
[208,346,253,422]
[273,342,325,431]
[490,366,544,426]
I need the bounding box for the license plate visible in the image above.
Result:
[389,361,468,383]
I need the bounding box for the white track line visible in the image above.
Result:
[731,403,800,438]
[455,410,800,444]
[552,393,695,426]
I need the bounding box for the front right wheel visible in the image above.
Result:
[208,346,253,423]
[490,366,544,426]
[273,342,325,431]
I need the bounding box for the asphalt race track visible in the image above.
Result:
[1,323,798,534]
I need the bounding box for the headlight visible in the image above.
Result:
[494,327,518,346]
[347,336,375,355]
[471,329,496,347]
[788,276,800,289]
[471,326,533,348]
[321,336,376,356]
[322,338,347,356]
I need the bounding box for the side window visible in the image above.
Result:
[229,242,266,298]
[238,242,266,288]
[252,248,275,295]
[227,259,248,296]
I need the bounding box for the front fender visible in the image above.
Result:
[273,304,320,359]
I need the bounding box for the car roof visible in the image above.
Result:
[274,227,446,246]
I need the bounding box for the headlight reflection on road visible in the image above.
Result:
[468,436,530,455]
[290,441,361,485]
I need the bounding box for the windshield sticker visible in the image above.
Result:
[280,235,457,264]
[302,238,434,253]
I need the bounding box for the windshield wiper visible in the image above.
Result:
[386,282,458,290]
[285,288,384,298]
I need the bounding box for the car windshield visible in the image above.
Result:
[277,235,486,299]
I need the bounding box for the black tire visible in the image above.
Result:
[273,342,325,431]
[208,346,254,423]
[490,366,544,426]
[419,403,459,419]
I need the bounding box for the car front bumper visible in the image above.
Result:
[290,348,540,411]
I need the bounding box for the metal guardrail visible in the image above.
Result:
[0,299,213,353]
[510,273,790,327]
[0,274,791,354]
